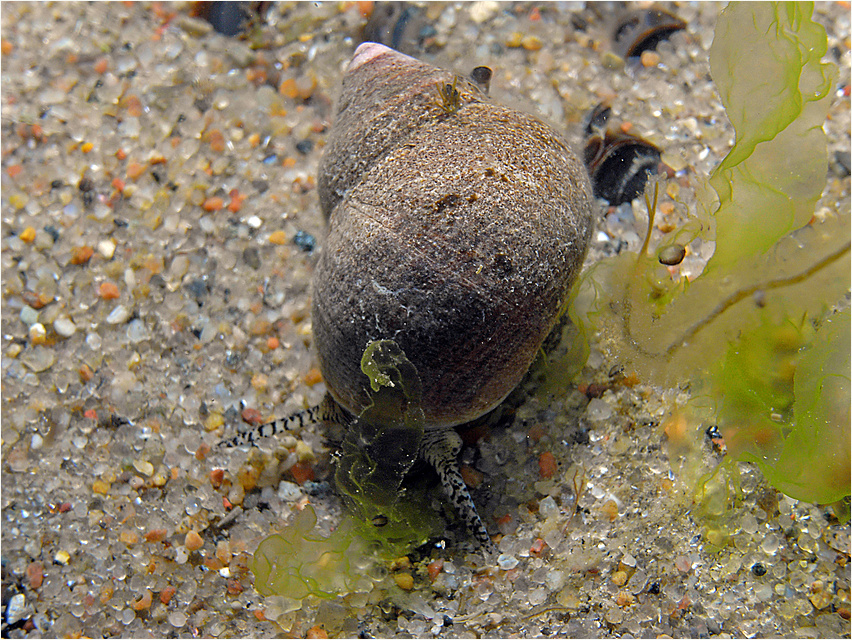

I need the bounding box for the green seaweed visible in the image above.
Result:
[568,2,849,510]
[252,340,444,600]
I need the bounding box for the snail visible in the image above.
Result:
[221,42,594,551]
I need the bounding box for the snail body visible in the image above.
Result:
[223,43,593,550]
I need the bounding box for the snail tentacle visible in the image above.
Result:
[218,393,349,448]
[420,429,496,553]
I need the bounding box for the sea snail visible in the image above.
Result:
[222,42,594,551]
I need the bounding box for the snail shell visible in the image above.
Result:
[314,42,594,429]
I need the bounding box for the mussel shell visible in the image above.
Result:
[362,2,437,56]
[613,7,686,59]
[585,129,662,206]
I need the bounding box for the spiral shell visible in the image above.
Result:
[314,43,594,429]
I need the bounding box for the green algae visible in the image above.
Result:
[252,340,444,600]
[569,1,849,510]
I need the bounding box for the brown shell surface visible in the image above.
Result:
[314,45,594,429]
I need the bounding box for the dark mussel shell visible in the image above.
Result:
[470,66,493,95]
[362,2,437,56]
[613,6,686,59]
[583,104,665,206]
[191,2,271,36]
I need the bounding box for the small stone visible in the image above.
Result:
[92,479,111,495]
[539,496,559,519]
[605,606,624,625]
[97,239,116,259]
[71,245,94,265]
[20,226,36,242]
[20,305,39,325]
[106,305,131,324]
[28,323,46,344]
[145,528,168,543]
[641,50,661,67]
[120,529,139,545]
[394,573,414,590]
[587,398,612,421]
[54,550,70,565]
[20,346,55,372]
[497,554,519,570]
[268,230,287,245]
[611,570,628,587]
[131,589,153,611]
[185,530,204,551]
[30,434,43,450]
[98,281,120,299]
[168,611,188,628]
[277,481,302,502]
[160,585,176,605]
[127,319,149,342]
[26,563,44,589]
[6,593,27,625]
[521,35,543,51]
[470,1,498,23]
[53,317,77,337]
[133,459,154,476]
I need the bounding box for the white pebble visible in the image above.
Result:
[497,554,519,570]
[539,495,559,519]
[97,239,116,259]
[53,317,77,337]
[247,215,262,229]
[106,305,131,324]
[20,305,39,325]
[31,433,44,450]
[28,323,46,341]
[5,593,27,625]
[587,398,612,421]
[277,481,302,502]
[126,319,149,342]
[168,611,187,627]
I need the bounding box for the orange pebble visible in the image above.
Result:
[126,162,146,180]
[241,407,263,425]
[159,585,176,605]
[7,164,23,178]
[289,461,315,485]
[266,336,280,350]
[144,528,168,543]
[356,1,373,18]
[94,56,109,74]
[81,142,94,153]
[71,245,94,265]
[184,530,203,551]
[538,451,558,479]
[303,367,322,386]
[427,560,443,581]
[460,465,484,489]
[26,562,44,589]
[202,196,224,211]
[1,39,13,55]
[19,226,36,242]
[131,589,153,611]
[207,129,226,153]
[98,281,120,299]
[111,177,125,192]
[79,364,94,383]
[124,94,143,117]
[306,626,328,639]
[115,148,127,161]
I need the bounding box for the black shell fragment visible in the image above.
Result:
[613,6,687,59]
[362,2,437,56]
[583,104,665,206]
